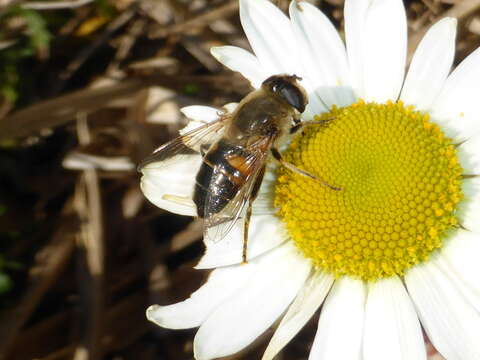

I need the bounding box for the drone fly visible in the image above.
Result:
[140,74,339,263]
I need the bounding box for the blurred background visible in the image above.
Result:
[0,0,478,359]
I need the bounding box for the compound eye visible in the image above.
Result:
[262,74,308,113]
[278,84,307,113]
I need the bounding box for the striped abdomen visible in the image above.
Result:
[194,140,251,218]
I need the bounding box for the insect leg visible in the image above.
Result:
[242,200,253,264]
[290,116,336,134]
[242,165,266,263]
[271,148,341,191]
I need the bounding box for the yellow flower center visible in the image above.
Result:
[275,100,463,281]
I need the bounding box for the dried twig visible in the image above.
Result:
[0,74,249,141]
[72,116,105,360]
[170,219,203,252]
[22,0,95,10]
[150,1,239,38]
[408,0,480,60]
[107,17,148,74]
[181,36,222,71]
[420,0,440,15]
[0,77,149,140]
[51,7,137,94]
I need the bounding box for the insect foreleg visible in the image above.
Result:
[242,165,266,264]
[290,116,336,134]
[271,148,341,191]
[242,200,253,264]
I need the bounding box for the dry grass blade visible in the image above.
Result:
[170,219,203,252]
[150,1,239,38]
[52,7,137,94]
[22,0,95,10]
[0,77,149,141]
[408,0,480,59]
[72,116,105,360]
[0,74,248,141]
[73,170,105,360]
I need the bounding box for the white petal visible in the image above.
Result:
[262,270,334,360]
[223,102,238,113]
[345,0,407,102]
[456,134,480,234]
[363,276,426,360]
[195,214,288,269]
[251,164,276,215]
[400,18,457,111]
[180,105,221,123]
[302,90,328,121]
[344,0,369,99]
[179,105,222,137]
[438,229,480,312]
[309,277,366,360]
[237,0,326,117]
[455,133,480,234]
[193,242,311,360]
[289,1,355,109]
[240,0,299,76]
[431,46,480,138]
[457,131,480,174]
[179,103,237,143]
[460,178,480,234]
[406,256,480,360]
[441,230,480,281]
[210,46,265,88]
[146,263,257,329]
[140,155,200,216]
[434,250,480,317]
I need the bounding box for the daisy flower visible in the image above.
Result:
[141,0,480,359]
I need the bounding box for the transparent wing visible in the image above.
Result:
[138,115,229,171]
[203,143,270,244]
